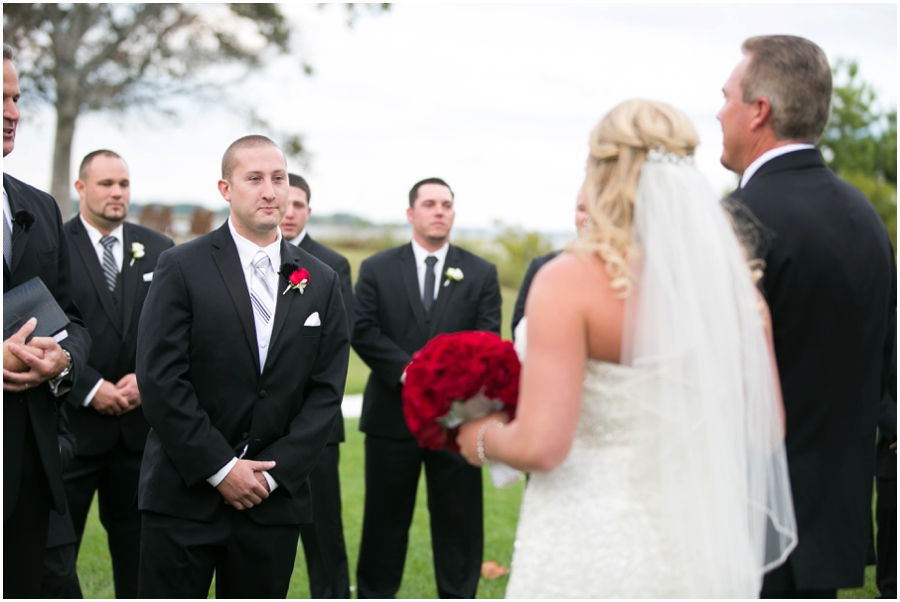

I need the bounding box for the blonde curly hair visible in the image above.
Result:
[569,99,699,296]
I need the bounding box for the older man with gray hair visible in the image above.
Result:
[719,35,896,598]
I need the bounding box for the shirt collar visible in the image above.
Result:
[740,143,815,188]
[411,238,449,265]
[288,228,307,246]
[228,218,282,270]
[80,214,125,248]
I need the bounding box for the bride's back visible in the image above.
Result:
[522,250,625,365]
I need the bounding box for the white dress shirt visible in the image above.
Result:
[79,216,126,407]
[740,143,816,188]
[411,238,449,302]
[208,218,282,492]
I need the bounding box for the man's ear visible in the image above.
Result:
[74,179,86,201]
[217,179,232,203]
[406,206,413,224]
[750,97,772,132]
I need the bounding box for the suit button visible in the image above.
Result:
[258,390,267,399]
[242,432,249,439]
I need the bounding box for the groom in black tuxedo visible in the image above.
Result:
[281,172,353,599]
[135,135,350,598]
[3,43,91,599]
[719,36,896,597]
[353,177,502,598]
[50,150,174,597]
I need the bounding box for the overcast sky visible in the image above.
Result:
[4,3,897,234]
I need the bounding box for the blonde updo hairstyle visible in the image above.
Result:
[570,99,699,296]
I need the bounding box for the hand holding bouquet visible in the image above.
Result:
[402,331,523,487]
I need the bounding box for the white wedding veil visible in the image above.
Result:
[621,152,798,597]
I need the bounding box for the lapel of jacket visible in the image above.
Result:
[5,175,33,275]
[120,223,142,338]
[70,217,122,335]
[266,238,300,361]
[211,224,260,375]
[428,244,461,338]
[399,243,429,339]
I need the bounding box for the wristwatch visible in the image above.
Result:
[50,349,73,384]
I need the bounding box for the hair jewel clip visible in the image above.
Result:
[646,148,694,165]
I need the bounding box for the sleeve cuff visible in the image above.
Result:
[207,457,238,487]
[83,378,104,407]
[262,470,279,492]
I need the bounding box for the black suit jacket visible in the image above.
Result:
[136,223,350,526]
[876,313,896,481]
[63,218,174,455]
[352,242,502,439]
[729,149,896,590]
[298,234,353,444]
[47,407,78,548]
[3,173,91,521]
[511,251,559,339]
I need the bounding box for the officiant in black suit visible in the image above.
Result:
[3,43,91,599]
[281,172,353,599]
[719,35,896,597]
[49,150,173,597]
[135,135,350,598]
[352,177,502,598]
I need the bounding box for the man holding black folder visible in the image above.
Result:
[3,43,90,599]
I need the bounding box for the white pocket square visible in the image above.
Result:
[304,312,321,327]
[142,272,153,282]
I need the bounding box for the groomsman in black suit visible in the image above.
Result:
[875,317,896,599]
[3,43,91,599]
[719,35,896,597]
[511,184,590,338]
[353,177,502,598]
[41,405,83,598]
[136,135,350,598]
[281,172,353,599]
[50,150,173,597]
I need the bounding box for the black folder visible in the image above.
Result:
[3,276,70,342]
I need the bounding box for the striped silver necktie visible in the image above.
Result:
[100,235,118,292]
[3,210,12,269]
[249,251,274,324]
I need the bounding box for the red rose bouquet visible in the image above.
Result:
[402,331,523,487]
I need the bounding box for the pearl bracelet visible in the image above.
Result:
[477,420,504,466]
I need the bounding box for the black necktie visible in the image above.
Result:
[423,256,437,314]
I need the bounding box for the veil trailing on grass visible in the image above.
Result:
[621,156,798,597]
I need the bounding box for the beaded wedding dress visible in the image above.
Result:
[505,333,682,598]
[503,154,797,598]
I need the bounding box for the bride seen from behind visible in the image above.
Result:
[456,99,798,598]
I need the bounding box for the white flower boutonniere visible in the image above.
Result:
[443,267,464,287]
[130,242,145,266]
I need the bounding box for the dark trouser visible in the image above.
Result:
[299,443,351,598]
[63,439,143,598]
[4,421,52,599]
[41,541,83,598]
[761,561,837,599]
[356,435,483,599]
[876,476,897,599]
[138,509,301,598]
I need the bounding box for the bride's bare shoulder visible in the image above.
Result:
[530,252,614,300]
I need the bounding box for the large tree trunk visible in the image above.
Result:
[51,109,77,221]
[51,66,80,221]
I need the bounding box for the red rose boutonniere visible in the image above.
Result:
[279,262,310,295]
